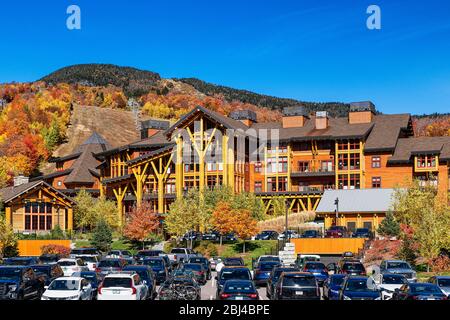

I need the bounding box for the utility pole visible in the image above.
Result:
[334,197,339,226]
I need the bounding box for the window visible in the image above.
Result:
[298,161,310,172]
[372,177,381,188]
[338,175,348,189]
[338,154,348,170]
[320,160,333,172]
[254,181,262,193]
[349,140,359,150]
[279,157,288,173]
[372,156,381,168]
[347,222,356,233]
[57,181,62,187]
[363,221,373,231]
[165,179,176,194]
[349,174,360,189]
[267,178,276,192]
[278,177,287,192]
[24,202,52,231]
[254,162,262,173]
[337,141,348,150]
[349,153,360,170]
[207,176,217,189]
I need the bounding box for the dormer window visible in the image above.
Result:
[415,155,438,172]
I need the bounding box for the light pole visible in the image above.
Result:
[334,197,339,226]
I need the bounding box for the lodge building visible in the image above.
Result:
[2,102,449,233]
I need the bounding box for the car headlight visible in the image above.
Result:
[343,295,352,300]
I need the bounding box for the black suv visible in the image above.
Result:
[255,230,278,240]
[0,266,44,300]
[274,272,320,300]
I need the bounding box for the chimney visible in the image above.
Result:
[140,119,170,139]
[315,111,329,129]
[14,174,29,187]
[282,106,309,128]
[229,110,257,126]
[349,101,375,124]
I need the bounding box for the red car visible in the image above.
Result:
[325,226,349,238]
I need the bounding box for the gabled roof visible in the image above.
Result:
[80,131,110,147]
[364,114,412,152]
[127,144,174,166]
[0,180,75,204]
[30,169,73,182]
[316,188,395,213]
[388,136,450,163]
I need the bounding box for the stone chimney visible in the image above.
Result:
[229,110,257,126]
[349,101,375,124]
[282,106,309,128]
[315,111,329,130]
[140,119,170,139]
[14,174,29,187]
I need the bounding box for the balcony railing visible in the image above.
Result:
[291,162,335,176]
[295,185,335,192]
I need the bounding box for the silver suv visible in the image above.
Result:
[379,260,417,283]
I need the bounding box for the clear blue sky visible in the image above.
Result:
[1,0,449,114]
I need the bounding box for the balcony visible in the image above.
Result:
[291,162,335,177]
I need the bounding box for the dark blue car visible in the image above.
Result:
[123,265,157,299]
[72,271,102,297]
[302,262,329,286]
[323,274,346,300]
[140,257,168,284]
[4,257,40,266]
[216,267,252,299]
[339,276,381,300]
[253,261,281,287]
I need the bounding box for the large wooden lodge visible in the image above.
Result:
[2,102,449,233]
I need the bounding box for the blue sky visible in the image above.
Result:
[1,0,449,114]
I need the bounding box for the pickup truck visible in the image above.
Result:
[167,248,199,265]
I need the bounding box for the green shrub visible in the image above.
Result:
[91,219,113,252]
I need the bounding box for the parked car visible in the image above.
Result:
[428,276,450,296]
[325,226,349,238]
[277,230,299,240]
[253,255,280,269]
[255,230,278,240]
[187,257,212,280]
[254,261,281,287]
[295,254,320,269]
[216,267,252,298]
[223,257,245,267]
[352,228,371,238]
[209,257,222,271]
[4,256,40,266]
[57,258,89,276]
[218,280,259,300]
[339,276,381,300]
[0,266,44,300]
[70,248,100,258]
[95,258,128,277]
[167,248,198,265]
[38,254,61,264]
[140,257,169,284]
[72,271,102,298]
[376,273,408,300]
[76,255,99,271]
[182,231,202,242]
[301,230,320,238]
[392,283,447,300]
[30,264,64,286]
[202,231,220,241]
[106,250,133,259]
[123,265,157,299]
[274,272,320,300]
[135,250,164,262]
[179,263,207,285]
[266,266,300,299]
[97,272,148,300]
[222,233,237,242]
[323,274,346,300]
[41,277,93,300]
[302,261,329,286]
[379,260,417,283]
[338,260,366,276]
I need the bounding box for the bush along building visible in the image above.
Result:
[2,101,449,233]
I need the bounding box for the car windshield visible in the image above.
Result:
[79,273,96,281]
[71,249,97,255]
[343,263,364,271]
[58,261,76,266]
[102,277,132,288]
[144,259,163,267]
[138,251,159,257]
[258,262,280,271]
[224,281,255,293]
[48,279,80,291]
[189,258,206,264]
[32,266,50,275]
[383,274,406,284]
[273,268,299,280]
[225,259,243,265]
[221,269,251,280]
[387,262,410,269]
[437,279,450,287]
[330,276,345,286]
[259,256,280,262]
[304,230,316,235]
[0,268,22,280]
[345,279,377,292]
[126,269,148,280]
[183,264,202,271]
[78,256,97,262]
[6,258,32,265]
[98,260,121,268]
[283,275,316,287]
[305,262,326,270]
[171,249,186,254]
[411,284,441,293]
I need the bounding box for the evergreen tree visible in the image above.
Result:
[91,219,112,252]
[377,211,400,237]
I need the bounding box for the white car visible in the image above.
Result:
[41,277,93,300]
[75,255,99,271]
[97,272,148,300]
[57,258,89,276]
[376,273,408,300]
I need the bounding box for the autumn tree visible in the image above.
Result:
[0,216,18,258]
[73,191,118,230]
[123,202,160,249]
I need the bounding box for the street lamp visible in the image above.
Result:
[334,197,339,226]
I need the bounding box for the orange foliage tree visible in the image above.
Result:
[211,201,258,252]
[123,202,160,249]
